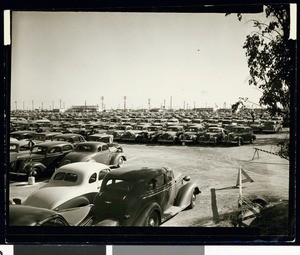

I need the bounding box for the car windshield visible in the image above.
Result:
[186,128,198,132]
[103,179,132,191]
[33,134,46,141]
[75,144,95,152]
[31,146,48,154]
[53,172,78,182]
[148,127,158,131]
[232,128,244,133]
[167,127,179,131]
[208,128,220,132]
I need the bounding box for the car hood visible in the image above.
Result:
[206,132,219,136]
[17,153,44,161]
[22,186,90,210]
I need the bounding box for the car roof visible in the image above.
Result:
[33,141,73,147]
[55,133,84,138]
[104,167,170,182]
[9,205,58,226]
[76,141,107,147]
[57,162,110,175]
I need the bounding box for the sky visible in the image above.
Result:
[10,10,267,111]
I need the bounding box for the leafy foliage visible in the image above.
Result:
[231,5,295,116]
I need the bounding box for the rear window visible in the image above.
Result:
[53,172,78,182]
[103,179,132,191]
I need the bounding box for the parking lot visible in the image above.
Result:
[9,130,290,228]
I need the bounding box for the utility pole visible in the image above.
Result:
[170,96,172,109]
[148,98,151,110]
[15,101,17,110]
[101,96,104,111]
[23,102,25,111]
[124,96,127,111]
[32,100,34,111]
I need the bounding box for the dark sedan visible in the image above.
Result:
[93,167,201,226]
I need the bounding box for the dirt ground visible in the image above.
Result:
[9,130,291,232]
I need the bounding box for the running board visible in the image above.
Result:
[162,206,183,222]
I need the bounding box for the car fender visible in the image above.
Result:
[55,196,91,211]
[23,162,46,174]
[174,182,201,209]
[132,202,161,226]
[109,153,127,165]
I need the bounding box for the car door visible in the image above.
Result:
[94,145,111,164]
[42,146,64,169]
[153,171,173,212]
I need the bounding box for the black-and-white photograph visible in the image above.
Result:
[5,3,296,243]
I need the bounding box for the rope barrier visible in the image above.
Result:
[252,147,289,160]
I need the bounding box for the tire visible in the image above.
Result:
[146,211,160,227]
[187,193,196,209]
[117,157,124,168]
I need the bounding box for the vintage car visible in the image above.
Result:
[32,132,62,144]
[135,125,164,143]
[120,124,150,142]
[22,162,111,211]
[262,120,282,133]
[9,204,94,226]
[223,126,256,146]
[198,127,227,145]
[10,130,37,141]
[52,133,86,145]
[107,125,133,141]
[179,125,206,144]
[157,126,184,144]
[93,167,201,226]
[86,134,123,152]
[59,142,126,168]
[10,141,74,178]
[249,120,264,133]
[10,139,33,171]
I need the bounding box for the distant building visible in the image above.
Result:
[68,105,99,112]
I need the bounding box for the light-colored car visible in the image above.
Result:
[59,142,126,168]
[22,162,111,211]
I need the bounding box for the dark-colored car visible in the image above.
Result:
[198,127,227,145]
[10,130,37,141]
[59,142,126,168]
[157,126,184,144]
[93,167,201,226]
[52,133,86,145]
[9,204,94,226]
[249,120,264,133]
[262,120,282,133]
[179,125,206,144]
[223,126,256,146]
[11,141,74,178]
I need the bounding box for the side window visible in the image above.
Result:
[89,173,97,183]
[98,169,110,180]
[48,147,61,154]
[166,171,173,183]
[148,179,155,190]
[79,136,85,142]
[73,137,79,142]
[102,145,109,151]
[62,145,72,152]
[155,174,165,188]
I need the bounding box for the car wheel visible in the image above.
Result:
[187,193,196,209]
[117,157,124,168]
[146,211,160,227]
[250,138,254,144]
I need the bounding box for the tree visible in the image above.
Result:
[228,5,296,117]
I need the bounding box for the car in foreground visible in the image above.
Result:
[223,126,256,146]
[93,167,201,226]
[9,204,94,226]
[10,141,74,178]
[22,162,111,211]
[58,142,126,168]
